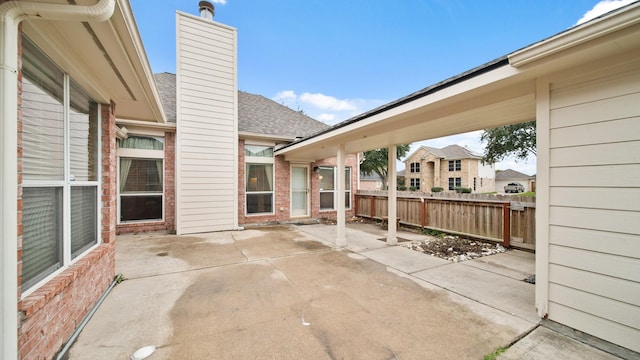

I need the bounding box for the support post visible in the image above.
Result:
[336,144,346,247]
[387,145,397,245]
[502,202,511,248]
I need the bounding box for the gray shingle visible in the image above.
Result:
[152,73,329,137]
[154,73,176,123]
[421,144,482,159]
[238,91,329,138]
[496,169,532,180]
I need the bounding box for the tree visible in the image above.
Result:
[360,144,411,190]
[481,120,536,164]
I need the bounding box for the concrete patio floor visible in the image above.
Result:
[67,223,621,359]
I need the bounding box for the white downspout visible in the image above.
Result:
[0,1,115,359]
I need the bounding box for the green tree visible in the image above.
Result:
[360,144,411,190]
[481,120,536,163]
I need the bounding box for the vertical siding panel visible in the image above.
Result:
[176,13,238,234]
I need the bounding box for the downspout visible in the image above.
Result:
[0,1,115,359]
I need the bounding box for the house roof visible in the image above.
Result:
[496,169,532,180]
[238,91,330,139]
[152,72,329,138]
[154,73,176,123]
[406,144,482,162]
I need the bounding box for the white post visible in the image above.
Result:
[387,145,397,245]
[336,144,346,247]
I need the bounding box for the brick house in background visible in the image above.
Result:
[403,145,495,193]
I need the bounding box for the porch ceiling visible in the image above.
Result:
[20,0,165,123]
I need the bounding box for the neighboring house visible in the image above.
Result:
[359,171,383,190]
[495,169,535,193]
[403,145,495,192]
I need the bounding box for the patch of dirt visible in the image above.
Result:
[402,235,506,262]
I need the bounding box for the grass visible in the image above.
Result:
[483,346,507,360]
[519,191,536,197]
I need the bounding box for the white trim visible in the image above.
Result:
[116,118,176,131]
[509,2,640,67]
[535,77,551,319]
[290,164,310,218]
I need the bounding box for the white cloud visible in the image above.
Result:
[317,113,335,122]
[575,0,635,25]
[272,90,387,125]
[211,0,227,4]
[299,92,357,111]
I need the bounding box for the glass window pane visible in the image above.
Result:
[121,195,163,221]
[71,186,97,258]
[246,193,273,214]
[121,159,163,193]
[320,192,334,210]
[345,168,351,190]
[319,167,334,190]
[246,164,273,192]
[118,136,164,150]
[22,187,63,290]
[22,77,64,180]
[244,145,273,157]
[345,192,351,209]
[70,80,98,181]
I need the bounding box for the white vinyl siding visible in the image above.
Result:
[176,13,238,234]
[545,60,640,353]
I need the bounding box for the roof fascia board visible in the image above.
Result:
[275,63,519,156]
[239,131,296,142]
[116,118,176,131]
[509,2,640,67]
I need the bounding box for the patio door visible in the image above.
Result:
[291,165,309,217]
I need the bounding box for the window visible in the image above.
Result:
[448,160,461,171]
[319,166,351,210]
[448,177,462,190]
[21,36,100,292]
[473,177,477,191]
[410,178,421,190]
[245,145,274,214]
[410,162,420,173]
[118,136,164,222]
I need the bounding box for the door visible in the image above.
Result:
[291,165,309,217]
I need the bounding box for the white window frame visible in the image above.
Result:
[319,166,351,211]
[21,42,102,296]
[117,138,165,224]
[245,142,275,216]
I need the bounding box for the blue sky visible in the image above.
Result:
[131,0,635,175]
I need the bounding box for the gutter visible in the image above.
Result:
[0,1,115,359]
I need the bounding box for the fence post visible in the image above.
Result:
[502,202,511,248]
[421,198,426,228]
[370,196,375,219]
[355,193,359,216]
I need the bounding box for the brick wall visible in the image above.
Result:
[17,97,117,359]
[310,155,358,221]
[116,130,176,234]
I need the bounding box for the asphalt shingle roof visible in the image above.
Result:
[238,91,329,138]
[420,144,482,160]
[152,73,329,138]
[154,73,176,123]
[495,169,532,180]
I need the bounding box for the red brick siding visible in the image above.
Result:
[116,130,176,234]
[238,140,358,226]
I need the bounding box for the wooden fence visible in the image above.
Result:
[355,191,536,250]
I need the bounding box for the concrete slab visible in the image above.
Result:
[360,245,450,273]
[464,250,535,281]
[68,225,534,359]
[412,262,539,324]
[498,326,622,360]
